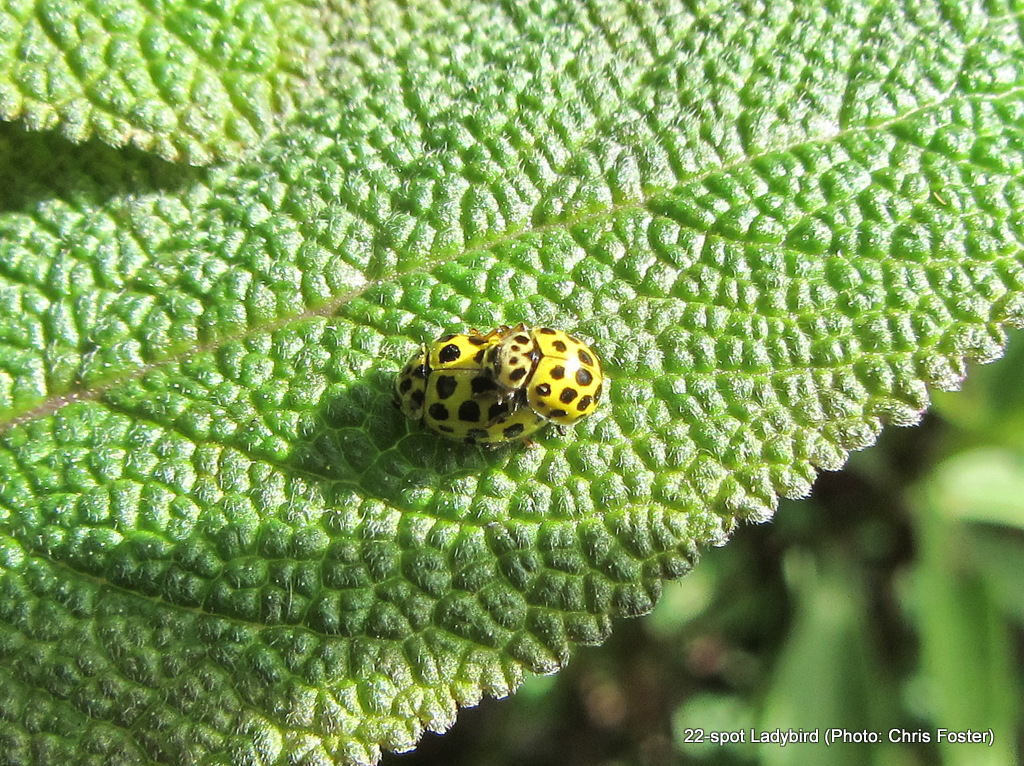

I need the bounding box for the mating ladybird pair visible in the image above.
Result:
[393,324,604,446]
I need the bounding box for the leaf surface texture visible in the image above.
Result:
[1,0,1023,763]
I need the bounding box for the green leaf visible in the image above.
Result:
[924,447,1024,528]
[757,554,900,766]
[0,0,327,163]
[2,0,1024,763]
[908,487,1018,766]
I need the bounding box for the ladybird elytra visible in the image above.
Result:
[394,330,546,446]
[485,324,604,426]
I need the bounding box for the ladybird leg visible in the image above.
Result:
[482,408,510,428]
[490,389,513,407]
[470,375,500,403]
[483,387,527,418]
[470,326,503,342]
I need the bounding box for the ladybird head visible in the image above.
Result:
[488,328,539,390]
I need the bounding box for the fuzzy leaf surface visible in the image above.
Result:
[2,0,1024,763]
[0,0,327,163]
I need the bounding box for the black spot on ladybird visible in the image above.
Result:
[576,368,593,386]
[458,400,482,422]
[468,336,487,346]
[434,375,458,400]
[577,395,593,411]
[514,334,530,344]
[399,378,413,394]
[488,401,510,420]
[553,340,567,353]
[510,367,528,382]
[594,382,602,401]
[471,375,497,395]
[428,403,449,421]
[411,390,425,407]
[549,409,568,419]
[536,382,552,396]
[509,356,519,366]
[503,422,525,438]
[466,428,488,440]
[578,350,593,366]
[550,365,565,380]
[538,327,556,335]
[414,364,429,378]
[438,333,456,342]
[474,349,486,363]
[438,424,454,433]
[560,388,577,403]
[439,343,461,363]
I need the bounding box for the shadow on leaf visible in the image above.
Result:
[286,367,496,511]
[0,121,197,213]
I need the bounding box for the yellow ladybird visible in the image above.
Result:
[393,332,546,446]
[485,324,603,426]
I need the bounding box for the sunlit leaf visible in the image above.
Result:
[0,0,326,162]
[2,0,1024,762]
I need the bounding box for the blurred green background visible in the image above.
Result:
[385,335,1024,766]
